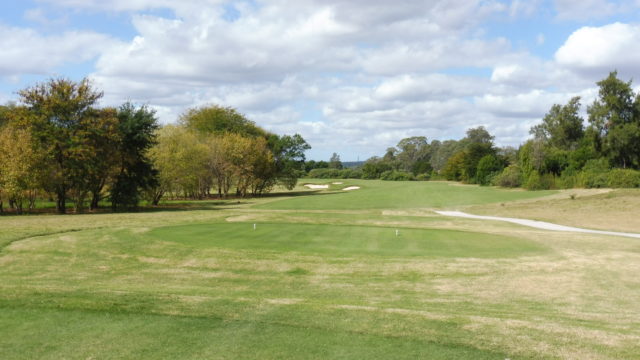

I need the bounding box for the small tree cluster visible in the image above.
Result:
[0,78,157,214]
[149,105,310,201]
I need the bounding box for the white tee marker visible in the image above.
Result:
[395,229,399,237]
[253,223,256,231]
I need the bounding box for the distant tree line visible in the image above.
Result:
[307,72,640,189]
[0,78,309,214]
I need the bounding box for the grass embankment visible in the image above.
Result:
[467,188,640,232]
[1,180,639,359]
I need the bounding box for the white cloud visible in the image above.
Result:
[475,90,567,118]
[6,1,632,159]
[374,74,488,102]
[555,23,640,79]
[0,24,118,77]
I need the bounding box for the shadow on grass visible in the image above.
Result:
[260,190,343,198]
[0,190,343,217]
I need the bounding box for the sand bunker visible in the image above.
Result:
[342,186,360,191]
[304,184,329,189]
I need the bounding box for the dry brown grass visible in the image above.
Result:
[466,189,640,232]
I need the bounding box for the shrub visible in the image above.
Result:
[415,173,430,181]
[342,168,363,179]
[476,154,504,185]
[577,158,610,188]
[524,171,556,190]
[607,168,640,188]
[380,170,415,181]
[307,168,341,178]
[493,165,522,188]
[307,168,363,179]
[578,171,608,188]
[559,168,579,189]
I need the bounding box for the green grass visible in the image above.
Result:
[149,222,546,258]
[1,180,638,359]
[0,307,507,360]
[258,180,556,210]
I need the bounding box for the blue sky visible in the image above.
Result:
[2,0,640,160]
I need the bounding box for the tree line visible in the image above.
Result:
[0,78,309,214]
[308,72,640,189]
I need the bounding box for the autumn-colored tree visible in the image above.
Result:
[180,105,266,138]
[18,78,103,214]
[149,125,209,201]
[0,122,42,214]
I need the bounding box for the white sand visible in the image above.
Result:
[304,184,329,189]
[342,186,360,191]
[332,182,343,184]
[435,211,640,239]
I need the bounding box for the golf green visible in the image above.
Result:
[147,222,546,258]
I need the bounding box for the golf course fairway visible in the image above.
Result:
[1,180,639,359]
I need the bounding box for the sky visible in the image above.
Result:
[2,1,640,160]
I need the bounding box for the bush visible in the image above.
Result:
[607,168,640,188]
[341,168,363,179]
[476,154,504,185]
[493,165,522,188]
[559,168,579,189]
[415,173,430,181]
[380,170,415,181]
[524,171,556,190]
[577,158,610,188]
[306,168,363,179]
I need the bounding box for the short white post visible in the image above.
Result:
[253,223,256,231]
[395,229,399,237]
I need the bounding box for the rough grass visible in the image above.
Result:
[1,181,639,359]
[467,188,640,233]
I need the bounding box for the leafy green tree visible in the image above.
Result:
[442,151,465,181]
[86,108,121,210]
[531,96,584,150]
[588,71,636,135]
[430,140,459,173]
[396,136,431,174]
[110,103,159,211]
[461,143,495,182]
[329,153,343,169]
[476,154,504,185]
[383,147,397,162]
[268,134,310,189]
[607,122,640,169]
[362,157,392,179]
[18,78,103,214]
[542,147,569,176]
[462,126,494,146]
[518,140,546,181]
[587,71,640,168]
